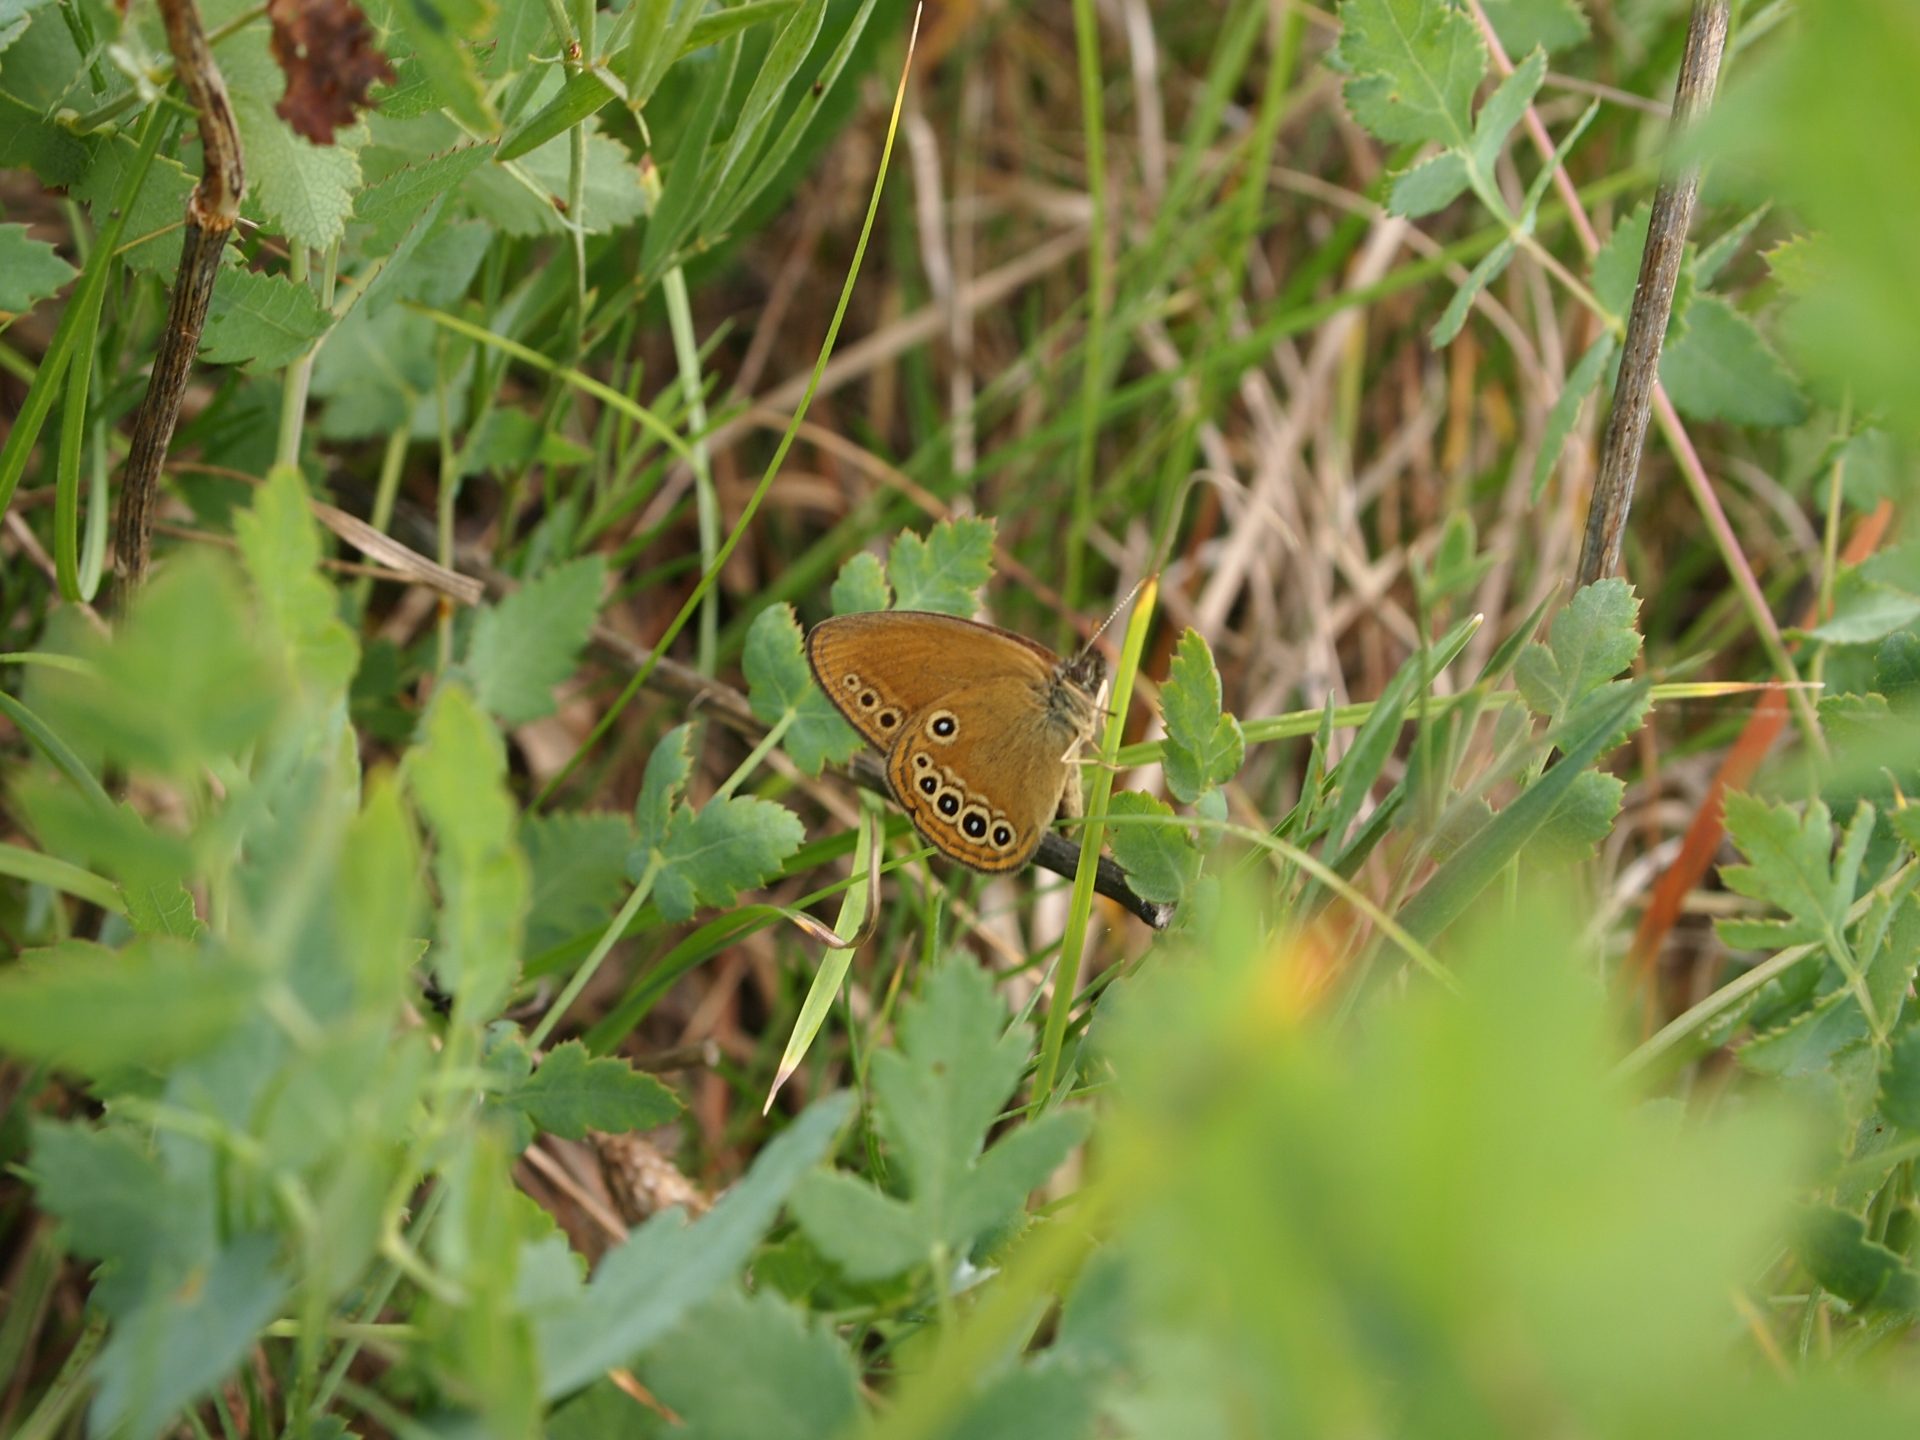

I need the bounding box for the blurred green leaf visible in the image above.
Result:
[536,1091,853,1398]
[1108,791,1201,906]
[1480,0,1588,54]
[235,465,359,693]
[1795,1205,1920,1313]
[1592,203,1652,320]
[28,1121,203,1315]
[1880,1029,1920,1131]
[386,0,497,132]
[1430,235,1514,346]
[636,1288,861,1440]
[1798,573,1920,646]
[1533,333,1616,500]
[889,519,996,616]
[523,811,633,955]
[0,939,259,1077]
[507,1040,683,1140]
[236,97,362,250]
[634,725,695,855]
[468,556,606,726]
[791,964,1091,1282]
[1160,630,1244,803]
[746,603,860,776]
[1719,795,1858,951]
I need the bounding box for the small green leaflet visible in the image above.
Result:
[629,726,807,923]
[889,517,996,615]
[1479,0,1588,54]
[234,465,359,693]
[1513,579,1644,729]
[386,0,497,133]
[467,556,606,726]
[200,270,329,369]
[1660,294,1808,428]
[830,550,891,614]
[1793,1205,1920,1312]
[235,97,362,251]
[1718,796,1871,953]
[1332,0,1486,148]
[0,220,74,310]
[790,963,1091,1282]
[745,604,860,775]
[505,1040,682,1140]
[522,812,633,957]
[1160,629,1245,803]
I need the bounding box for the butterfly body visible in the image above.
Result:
[806,611,1104,872]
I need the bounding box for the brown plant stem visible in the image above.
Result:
[114,0,246,604]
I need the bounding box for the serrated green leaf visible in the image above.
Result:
[407,685,526,1016]
[467,556,606,726]
[121,881,203,939]
[507,1040,682,1139]
[1533,333,1616,501]
[536,1092,854,1398]
[830,550,891,614]
[200,269,329,369]
[1514,580,1643,727]
[1161,629,1245,802]
[655,795,806,923]
[354,144,491,235]
[1660,293,1807,427]
[889,518,996,616]
[235,465,359,692]
[1794,1205,1920,1312]
[1877,632,1920,708]
[387,0,497,131]
[524,811,632,956]
[1430,235,1514,346]
[636,1287,861,1440]
[0,220,74,310]
[516,121,650,235]
[1881,1028,1920,1131]
[1737,987,1866,1078]
[1479,0,1587,53]
[236,99,362,250]
[1108,791,1202,906]
[941,1359,1096,1440]
[28,1121,200,1310]
[1333,0,1485,148]
[1468,48,1545,177]
[791,964,1091,1281]
[634,726,694,857]
[744,604,859,776]
[1799,576,1920,646]
[90,1233,288,1439]
[1535,768,1624,862]
[1720,793,1848,944]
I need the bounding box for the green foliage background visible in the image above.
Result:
[4,0,1920,1435]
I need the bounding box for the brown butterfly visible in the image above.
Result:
[805,612,1105,872]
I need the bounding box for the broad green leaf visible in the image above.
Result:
[507,1040,683,1140]
[71,135,196,275]
[745,604,860,776]
[35,552,281,775]
[468,556,606,726]
[1430,236,1514,346]
[407,685,527,1017]
[1514,580,1643,727]
[310,303,444,440]
[1108,792,1202,906]
[1480,0,1588,53]
[1660,293,1807,427]
[535,1091,854,1398]
[635,1288,861,1440]
[1161,629,1245,802]
[523,811,633,956]
[1333,0,1485,147]
[0,220,74,309]
[791,964,1092,1281]
[236,99,362,250]
[235,465,359,692]
[1592,203,1652,320]
[200,269,329,369]
[90,1234,287,1439]
[1533,333,1616,500]
[889,518,996,616]
[654,794,806,923]
[387,0,497,132]
[830,550,891,614]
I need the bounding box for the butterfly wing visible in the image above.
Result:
[805,611,1057,751]
[884,677,1077,873]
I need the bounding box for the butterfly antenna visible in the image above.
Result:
[1076,573,1154,658]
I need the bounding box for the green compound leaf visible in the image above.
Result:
[655,795,806,925]
[1161,629,1245,803]
[468,556,606,726]
[506,1040,683,1140]
[1108,791,1202,906]
[791,963,1092,1282]
[745,603,860,776]
[1514,579,1644,729]
[889,518,996,616]
[830,550,892,614]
